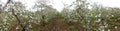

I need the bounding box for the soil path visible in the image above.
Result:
[40,16,70,31]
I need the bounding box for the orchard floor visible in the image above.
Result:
[39,16,84,31]
[40,16,70,31]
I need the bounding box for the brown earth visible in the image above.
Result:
[40,16,70,31]
[70,21,84,31]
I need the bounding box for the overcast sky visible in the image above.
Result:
[1,0,120,12]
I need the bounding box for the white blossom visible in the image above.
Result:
[16,26,19,29]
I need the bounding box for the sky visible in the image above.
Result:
[1,0,120,12]
[91,0,120,7]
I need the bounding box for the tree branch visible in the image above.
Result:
[2,0,12,10]
[11,8,23,27]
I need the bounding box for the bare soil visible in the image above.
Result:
[40,16,70,31]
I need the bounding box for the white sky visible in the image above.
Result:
[91,0,120,7]
[1,0,120,12]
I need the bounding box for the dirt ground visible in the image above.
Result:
[40,16,70,31]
